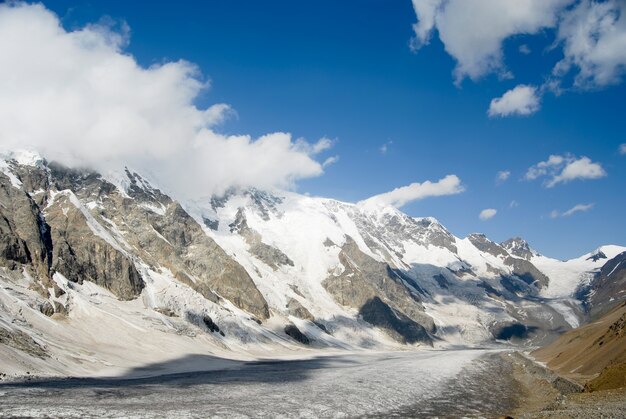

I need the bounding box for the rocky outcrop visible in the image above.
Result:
[45,192,144,300]
[323,236,434,343]
[284,324,310,344]
[229,208,294,270]
[504,256,549,289]
[501,237,536,260]
[286,298,314,321]
[359,297,431,345]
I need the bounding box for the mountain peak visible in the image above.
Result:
[501,237,537,260]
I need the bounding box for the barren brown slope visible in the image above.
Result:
[533,301,626,386]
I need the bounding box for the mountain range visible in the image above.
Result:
[1,150,624,377]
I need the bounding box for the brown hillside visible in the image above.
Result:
[533,301,626,386]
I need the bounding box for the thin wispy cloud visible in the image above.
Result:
[359,174,464,209]
[379,140,393,155]
[322,155,339,168]
[620,143,626,155]
[550,203,594,218]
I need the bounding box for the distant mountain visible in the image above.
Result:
[0,150,624,377]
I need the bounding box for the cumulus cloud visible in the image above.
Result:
[411,0,626,96]
[550,203,594,218]
[525,154,606,187]
[554,0,626,88]
[410,0,570,84]
[0,3,333,198]
[496,170,511,183]
[488,85,541,117]
[359,174,464,209]
[479,208,497,221]
[620,143,626,155]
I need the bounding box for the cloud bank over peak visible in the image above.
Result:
[0,3,332,198]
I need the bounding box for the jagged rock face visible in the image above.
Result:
[468,234,508,258]
[0,173,52,281]
[229,208,294,270]
[501,237,535,260]
[359,297,431,345]
[323,236,434,343]
[1,160,270,320]
[503,257,549,290]
[286,298,314,321]
[45,193,144,301]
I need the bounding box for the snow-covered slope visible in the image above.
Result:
[0,150,623,378]
[532,245,626,298]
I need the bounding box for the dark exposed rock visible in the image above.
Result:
[501,237,536,260]
[230,208,294,270]
[587,250,607,262]
[504,256,549,289]
[185,311,221,334]
[202,217,219,231]
[39,301,54,317]
[492,322,539,342]
[286,298,314,321]
[284,324,310,344]
[359,297,432,345]
[0,326,48,359]
[53,301,67,316]
[468,233,508,258]
[579,252,626,319]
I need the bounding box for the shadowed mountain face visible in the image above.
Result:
[578,251,626,320]
[0,151,624,375]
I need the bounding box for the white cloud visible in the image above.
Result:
[488,85,540,117]
[411,0,626,94]
[0,3,333,198]
[410,0,570,84]
[479,208,497,221]
[620,143,626,155]
[525,154,606,187]
[322,155,339,168]
[509,200,519,208]
[379,140,393,155]
[359,174,464,209]
[496,170,511,183]
[554,0,626,88]
[550,203,594,218]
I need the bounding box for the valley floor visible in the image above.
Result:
[0,348,513,418]
[1,348,625,418]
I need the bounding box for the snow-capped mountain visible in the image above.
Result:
[0,150,624,377]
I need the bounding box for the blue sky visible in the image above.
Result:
[16,1,626,258]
